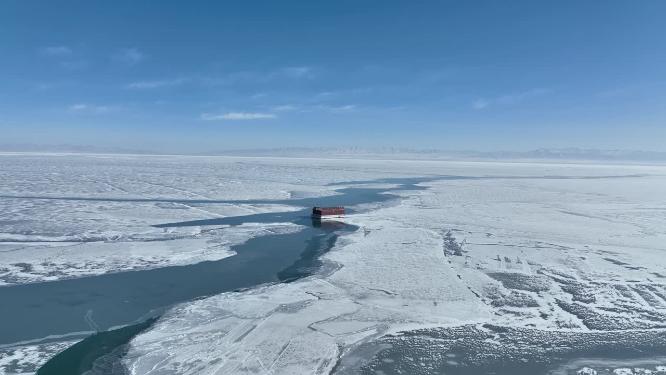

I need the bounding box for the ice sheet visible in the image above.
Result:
[119,157,666,374]
[3,154,666,373]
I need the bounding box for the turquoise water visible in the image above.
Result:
[36,318,158,375]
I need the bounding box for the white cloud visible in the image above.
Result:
[38,46,88,69]
[126,78,187,89]
[314,91,336,99]
[60,60,89,70]
[68,103,113,114]
[125,65,316,91]
[324,104,356,113]
[40,46,72,57]
[472,99,489,110]
[269,103,357,114]
[496,88,550,105]
[271,105,299,112]
[200,66,316,86]
[200,112,277,121]
[69,104,88,111]
[113,48,145,65]
[251,92,268,99]
[473,88,550,110]
[281,66,314,79]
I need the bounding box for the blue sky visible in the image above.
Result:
[1,1,665,153]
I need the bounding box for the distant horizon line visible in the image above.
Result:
[2,143,666,153]
[2,144,666,164]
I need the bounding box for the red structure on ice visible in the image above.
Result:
[311,206,345,218]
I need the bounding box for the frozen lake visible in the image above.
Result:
[0,179,431,344]
[0,162,431,373]
[2,154,666,374]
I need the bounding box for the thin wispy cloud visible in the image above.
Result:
[35,83,57,91]
[60,60,89,70]
[125,66,316,91]
[200,112,276,121]
[126,78,188,89]
[473,88,551,110]
[281,66,315,79]
[39,46,73,57]
[595,86,642,99]
[270,104,357,113]
[251,93,268,99]
[315,91,335,99]
[496,88,550,104]
[472,99,489,110]
[68,103,114,114]
[321,104,356,113]
[38,46,89,70]
[203,66,316,86]
[312,87,374,101]
[271,105,299,112]
[113,48,145,65]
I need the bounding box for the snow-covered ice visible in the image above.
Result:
[3,153,666,374]
[0,154,323,285]
[0,340,77,375]
[119,157,666,374]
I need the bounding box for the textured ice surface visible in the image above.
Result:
[0,154,324,284]
[0,340,77,375]
[3,154,666,374]
[0,222,300,285]
[120,158,666,374]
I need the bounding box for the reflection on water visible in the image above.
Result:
[311,217,347,230]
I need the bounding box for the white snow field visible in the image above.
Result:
[2,153,666,374]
